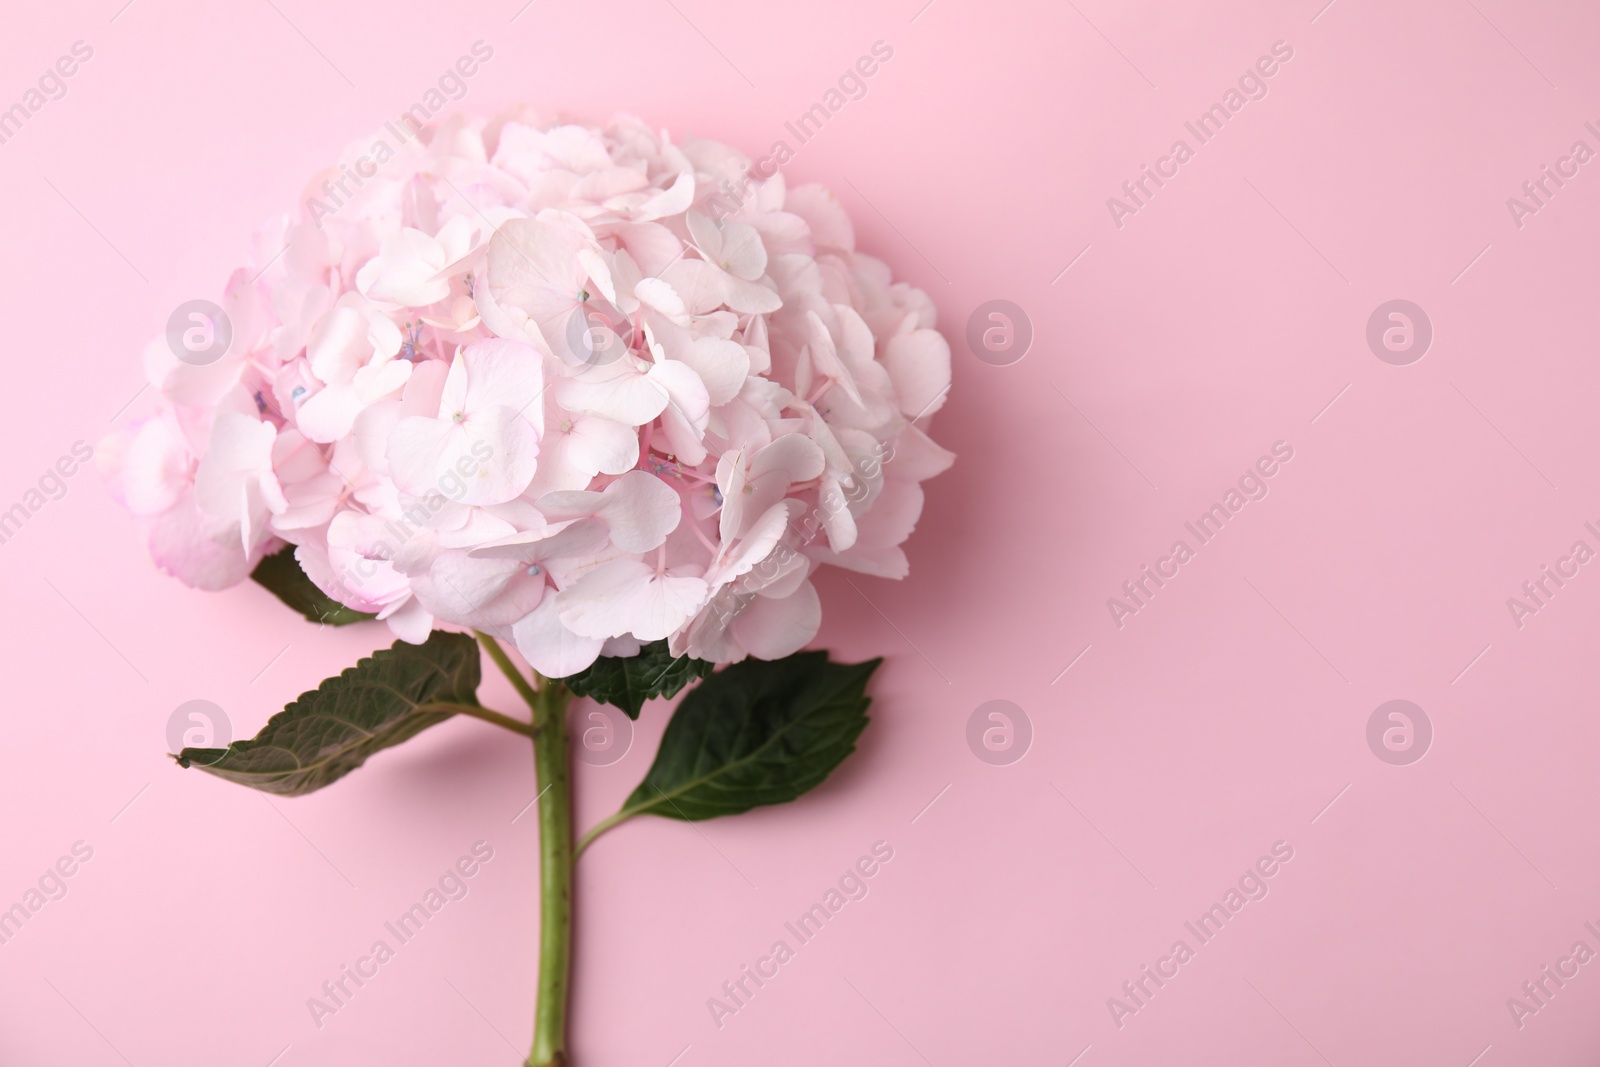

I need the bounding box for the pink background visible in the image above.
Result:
[3,0,1599,1063]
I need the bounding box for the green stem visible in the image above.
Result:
[421,702,533,737]
[574,808,635,858]
[476,631,544,714]
[528,673,574,1067]
[472,632,576,1065]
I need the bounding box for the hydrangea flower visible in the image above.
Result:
[103,109,953,675]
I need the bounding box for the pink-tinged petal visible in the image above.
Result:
[353,358,413,404]
[719,272,782,315]
[296,383,367,444]
[484,216,594,350]
[648,360,710,465]
[472,263,547,348]
[561,414,639,478]
[306,306,371,386]
[744,545,810,599]
[818,473,858,552]
[103,417,191,516]
[146,496,255,591]
[784,183,856,251]
[634,277,688,323]
[883,328,951,419]
[557,559,653,638]
[457,338,546,418]
[716,433,824,541]
[573,166,651,202]
[383,597,434,644]
[553,362,669,426]
[855,478,924,551]
[732,579,820,660]
[540,471,681,554]
[745,211,811,255]
[805,480,923,579]
[629,572,709,642]
[411,552,544,627]
[389,342,542,506]
[386,415,459,496]
[673,336,749,406]
[600,635,642,657]
[512,595,604,678]
[455,406,541,505]
[605,221,684,276]
[404,356,451,415]
[885,423,956,481]
[576,247,617,305]
[357,227,451,307]
[470,518,609,563]
[711,499,798,591]
[806,310,863,407]
[629,170,695,221]
[752,433,826,486]
[716,448,749,545]
[686,211,737,275]
[806,541,907,580]
[673,589,743,663]
[716,221,768,280]
[561,560,707,642]
[658,259,727,315]
[194,412,279,521]
[594,471,681,553]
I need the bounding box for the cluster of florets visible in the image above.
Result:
[102,109,952,676]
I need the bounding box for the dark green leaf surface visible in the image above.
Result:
[176,631,481,796]
[619,651,878,821]
[560,641,714,719]
[251,544,375,627]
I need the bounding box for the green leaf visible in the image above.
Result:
[251,544,375,627]
[617,650,878,821]
[560,640,714,719]
[175,631,481,796]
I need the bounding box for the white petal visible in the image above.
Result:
[819,473,858,552]
[296,383,367,444]
[458,338,546,420]
[386,416,458,497]
[557,559,653,639]
[716,221,768,280]
[411,553,545,627]
[513,595,604,678]
[673,336,749,406]
[384,598,434,644]
[629,572,708,642]
[732,580,820,660]
[630,170,695,221]
[712,499,797,592]
[553,363,668,426]
[883,329,951,419]
[594,471,682,553]
[306,307,370,386]
[563,414,640,477]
